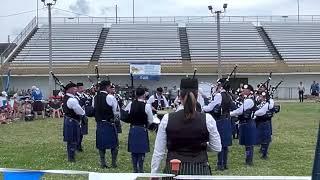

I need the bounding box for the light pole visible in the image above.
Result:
[132,0,135,23]
[208,3,228,79]
[297,0,300,23]
[42,0,57,97]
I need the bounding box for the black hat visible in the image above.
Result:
[65,82,77,91]
[77,82,84,87]
[156,87,163,93]
[100,80,111,87]
[243,84,254,92]
[136,87,145,97]
[217,78,226,85]
[180,78,198,90]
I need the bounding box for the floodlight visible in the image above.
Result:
[223,3,228,9]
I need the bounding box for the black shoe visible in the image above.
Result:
[224,165,228,170]
[215,165,224,171]
[245,161,253,166]
[100,164,110,169]
[261,155,268,160]
[112,163,118,168]
[68,158,75,163]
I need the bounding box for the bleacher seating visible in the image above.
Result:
[99,24,182,64]
[12,24,103,65]
[262,22,320,63]
[186,23,274,64]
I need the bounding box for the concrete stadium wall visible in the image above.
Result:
[7,74,320,99]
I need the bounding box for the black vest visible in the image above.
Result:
[166,110,209,163]
[220,92,233,115]
[238,98,256,122]
[151,94,165,110]
[255,101,273,122]
[129,100,148,127]
[62,95,80,121]
[94,92,114,122]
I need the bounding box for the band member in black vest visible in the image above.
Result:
[151,78,221,176]
[94,80,119,168]
[230,84,256,166]
[75,82,88,152]
[124,87,154,173]
[203,79,233,171]
[62,82,85,162]
[147,87,169,113]
[255,91,274,159]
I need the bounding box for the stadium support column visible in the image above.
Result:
[48,3,53,97]
[217,11,222,79]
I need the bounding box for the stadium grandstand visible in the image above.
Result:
[1,15,320,98]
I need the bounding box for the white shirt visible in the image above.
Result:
[151,108,222,173]
[230,98,254,117]
[254,101,271,116]
[202,93,222,112]
[66,93,85,116]
[124,99,154,125]
[197,92,205,108]
[147,94,169,108]
[92,91,120,116]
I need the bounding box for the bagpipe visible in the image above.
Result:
[51,71,66,91]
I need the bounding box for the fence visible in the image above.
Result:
[0,17,38,65]
[38,15,320,27]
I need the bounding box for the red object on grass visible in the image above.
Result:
[170,159,181,174]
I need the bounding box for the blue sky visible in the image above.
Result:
[0,0,319,42]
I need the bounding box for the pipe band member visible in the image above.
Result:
[230,84,256,166]
[151,78,222,177]
[62,82,85,162]
[93,80,120,168]
[124,87,154,173]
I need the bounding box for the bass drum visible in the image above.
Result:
[148,114,160,131]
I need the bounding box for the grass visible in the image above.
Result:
[0,102,319,179]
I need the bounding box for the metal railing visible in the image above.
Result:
[38,15,320,26]
[0,17,38,65]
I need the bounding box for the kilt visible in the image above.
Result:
[128,126,150,153]
[269,120,273,135]
[63,116,81,143]
[256,121,272,144]
[163,161,211,179]
[239,120,256,146]
[231,117,237,134]
[216,117,232,147]
[115,120,122,133]
[33,101,44,111]
[96,121,119,150]
[80,116,88,135]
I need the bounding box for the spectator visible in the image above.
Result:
[310,81,319,96]
[298,82,305,102]
[31,86,45,119]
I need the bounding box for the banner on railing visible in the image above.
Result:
[130,63,161,80]
[0,168,312,180]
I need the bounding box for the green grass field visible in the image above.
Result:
[0,102,319,179]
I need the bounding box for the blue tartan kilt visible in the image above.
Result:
[128,126,150,153]
[63,116,81,143]
[256,121,272,145]
[216,117,232,147]
[81,123,88,135]
[269,120,273,135]
[96,121,119,150]
[231,117,237,134]
[239,120,256,146]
